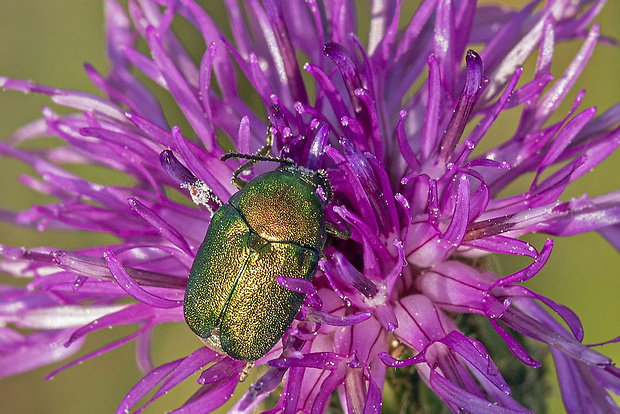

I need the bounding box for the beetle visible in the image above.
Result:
[183,131,346,362]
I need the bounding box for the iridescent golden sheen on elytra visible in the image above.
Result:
[184,165,330,361]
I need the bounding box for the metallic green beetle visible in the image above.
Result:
[184,138,342,362]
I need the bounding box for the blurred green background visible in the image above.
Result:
[0,0,618,412]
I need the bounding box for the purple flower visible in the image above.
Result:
[1,0,620,412]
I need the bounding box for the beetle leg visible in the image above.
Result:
[229,163,251,189]
[326,221,351,240]
[257,124,274,156]
[229,126,274,189]
[239,361,253,382]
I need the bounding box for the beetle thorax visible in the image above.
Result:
[229,169,326,249]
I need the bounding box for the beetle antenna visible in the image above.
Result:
[221,153,296,165]
[223,153,297,189]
